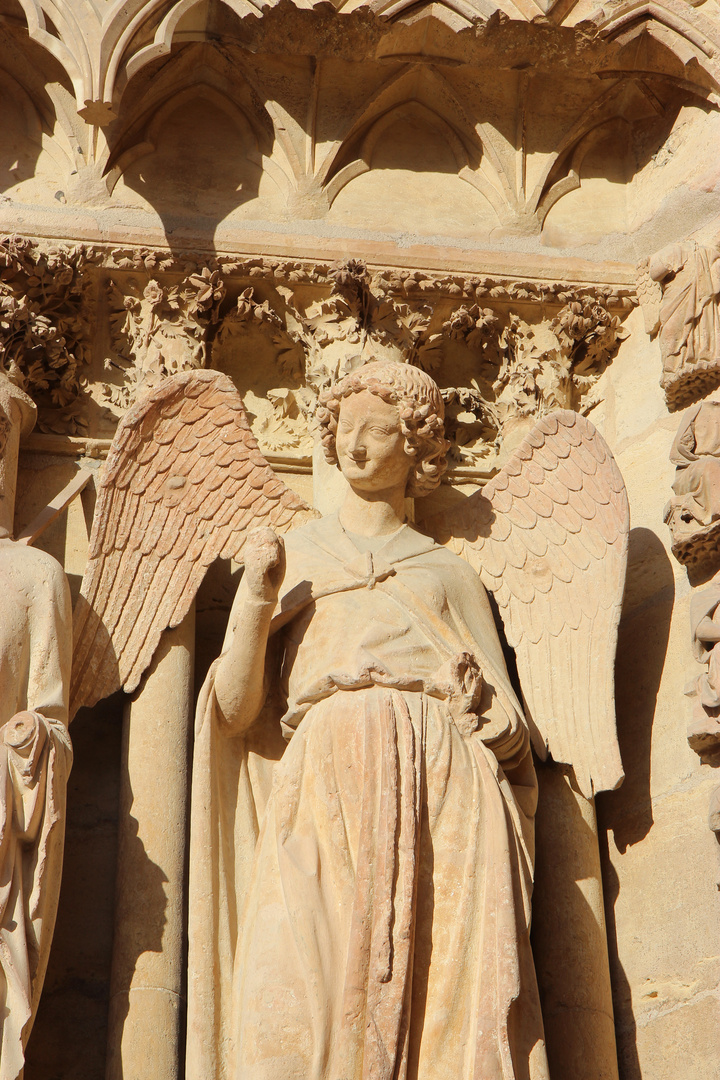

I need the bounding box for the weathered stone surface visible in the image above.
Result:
[3,0,720,1073]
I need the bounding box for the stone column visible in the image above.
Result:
[106,607,195,1080]
[532,762,620,1080]
[0,375,36,536]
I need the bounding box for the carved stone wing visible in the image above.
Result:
[430,410,629,798]
[71,369,317,718]
[635,256,662,336]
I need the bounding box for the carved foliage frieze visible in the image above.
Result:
[9,238,635,468]
[104,268,226,411]
[0,236,92,434]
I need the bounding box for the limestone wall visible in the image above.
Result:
[1,0,719,1075]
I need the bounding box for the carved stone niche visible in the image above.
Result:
[664,399,720,831]
[637,240,720,411]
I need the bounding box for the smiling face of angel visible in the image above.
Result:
[335,390,413,498]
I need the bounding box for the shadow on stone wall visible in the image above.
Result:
[597,526,675,1080]
[25,693,124,1080]
[110,72,270,258]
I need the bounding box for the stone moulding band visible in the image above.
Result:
[1,232,639,305]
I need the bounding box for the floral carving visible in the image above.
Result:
[250,387,316,455]
[7,237,634,465]
[490,295,625,434]
[104,270,226,411]
[443,304,500,349]
[211,287,311,456]
[0,236,91,434]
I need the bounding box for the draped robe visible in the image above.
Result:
[187,516,549,1080]
[0,540,73,1080]
[649,242,720,383]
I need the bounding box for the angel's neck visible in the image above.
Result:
[339,485,407,537]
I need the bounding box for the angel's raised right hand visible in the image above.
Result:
[243,527,286,604]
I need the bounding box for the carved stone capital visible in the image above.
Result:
[0,236,91,435]
[10,238,636,471]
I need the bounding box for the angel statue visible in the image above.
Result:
[0,373,73,1080]
[71,359,628,1080]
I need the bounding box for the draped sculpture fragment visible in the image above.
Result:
[665,398,720,831]
[71,360,629,1080]
[0,375,73,1080]
[642,241,720,410]
[664,398,720,570]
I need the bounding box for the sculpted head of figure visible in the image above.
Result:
[317,361,449,498]
[664,400,720,568]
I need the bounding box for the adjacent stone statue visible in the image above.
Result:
[665,399,720,830]
[71,361,629,1080]
[688,579,720,756]
[0,375,73,1080]
[647,241,720,409]
[664,398,720,569]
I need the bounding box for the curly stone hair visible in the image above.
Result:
[316,360,449,498]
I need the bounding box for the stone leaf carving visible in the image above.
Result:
[0,373,73,1078]
[496,296,624,423]
[431,294,625,469]
[0,236,91,435]
[1,237,630,467]
[212,287,312,456]
[239,261,443,453]
[300,266,626,473]
[428,409,629,798]
[648,240,720,411]
[104,268,226,412]
[71,369,317,717]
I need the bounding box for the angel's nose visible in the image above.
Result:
[346,432,367,459]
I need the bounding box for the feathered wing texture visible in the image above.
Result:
[430,411,629,798]
[71,370,318,718]
[636,256,663,337]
